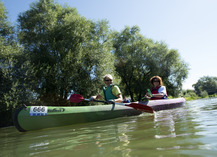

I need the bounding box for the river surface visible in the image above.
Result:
[1,98,217,157]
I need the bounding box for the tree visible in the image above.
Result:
[17,0,115,105]
[113,26,189,101]
[182,89,198,100]
[0,1,25,126]
[193,76,217,96]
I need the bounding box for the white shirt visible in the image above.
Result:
[158,86,167,95]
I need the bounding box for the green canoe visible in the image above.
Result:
[13,104,142,132]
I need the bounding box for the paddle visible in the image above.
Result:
[69,93,107,103]
[69,94,154,113]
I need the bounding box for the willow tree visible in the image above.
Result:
[113,26,189,101]
[193,76,217,96]
[18,0,115,105]
[0,1,25,126]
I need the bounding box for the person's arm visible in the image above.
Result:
[92,95,102,100]
[114,93,123,103]
[152,86,167,98]
[144,92,151,99]
[112,86,123,103]
[151,93,164,98]
[91,91,104,100]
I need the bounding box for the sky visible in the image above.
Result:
[2,0,217,89]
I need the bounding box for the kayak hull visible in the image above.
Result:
[13,98,186,132]
[13,105,142,132]
[129,97,186,113]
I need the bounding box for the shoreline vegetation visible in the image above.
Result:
[184,94,217,101]
[182,88,217,101]
[181,91,217,101]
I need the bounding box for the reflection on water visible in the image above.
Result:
[1,98,217,157]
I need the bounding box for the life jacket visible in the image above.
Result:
[151,86,167,100]
[103,84,118,101]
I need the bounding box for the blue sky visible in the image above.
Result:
[2,0,217,89]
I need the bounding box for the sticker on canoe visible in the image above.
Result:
[29,106,48,116]
[48,108,65,112]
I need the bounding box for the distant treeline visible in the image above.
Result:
[183,76,217,100]
[0,0,189,127]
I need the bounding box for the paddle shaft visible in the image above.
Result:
[69,94,153,112]
[84,98,127,106]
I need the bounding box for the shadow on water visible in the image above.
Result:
[1,98,217,157]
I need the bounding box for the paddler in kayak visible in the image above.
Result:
[90,74,123,103]
[145,76,168,100]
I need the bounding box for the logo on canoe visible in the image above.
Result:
[48,108,65,112]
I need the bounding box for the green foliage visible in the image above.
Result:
[182,89,199,100]
[0,2,14,40]
[17,0,115,105]
[0,1,26,126]
[193,76,217,96]
[113,26,189,101]
[182,88,217,101]
[209,93,217,98]
[200,90,208,98]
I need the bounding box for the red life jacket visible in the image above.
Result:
[151,86,167,100]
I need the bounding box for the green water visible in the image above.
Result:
[1,98,217,157]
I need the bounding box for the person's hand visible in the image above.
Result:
[141,98,148,101]
[145,92,151,97]
[144,93,150,98]
[96,94,102,99]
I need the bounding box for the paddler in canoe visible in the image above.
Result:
[144,76,168,100]
[90,74,123,103]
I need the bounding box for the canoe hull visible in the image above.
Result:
[13,105,142,132]
[129,97,186,113]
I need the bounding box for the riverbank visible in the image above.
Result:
[184,94,217,101]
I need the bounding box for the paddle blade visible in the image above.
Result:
[126,103,154,113]
[69,94,84,103]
